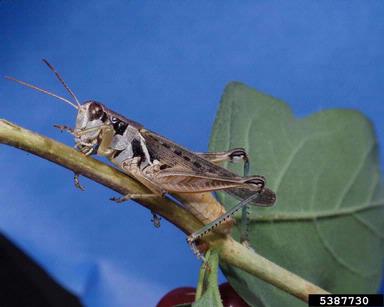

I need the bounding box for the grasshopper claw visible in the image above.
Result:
[110,196,129,203]
[241,240,255,252]
[151,212,161,228]
[74,173,85,191]
[202,260,211,272]
[111,193,158,203]
[187,237,206,262]
[54,124,74,134]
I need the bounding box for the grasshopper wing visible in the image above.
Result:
[141,130,276,206]
[155,168,276,206]
[152,168,260,192]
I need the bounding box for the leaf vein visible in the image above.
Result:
[272,131,334,193]
[250,200,384,222]
[353,214,384,239]
[334,141,376,210]
[314,220,378,278]
[353,171,383,239]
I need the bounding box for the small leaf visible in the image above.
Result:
[192,250,223,307]
[209,82,384,306]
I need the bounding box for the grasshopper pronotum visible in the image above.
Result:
[6,60,276,259]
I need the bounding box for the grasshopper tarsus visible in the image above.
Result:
[54,124,74,134]
[187,240,211,268]
[243,159,250,177]
[241,240,254,252]
[202,260,211,273]
[187,238,206,262]
[73,173,85,191]
[110,193,158,203]
[110,196,127,203]
[239,204,250,244]
[151,211,161,228]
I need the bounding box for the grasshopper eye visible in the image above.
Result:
[88,102,104,120]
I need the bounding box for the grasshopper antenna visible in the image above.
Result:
[4,75,79,110]
[42,59,81,108]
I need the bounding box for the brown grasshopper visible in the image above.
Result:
[6,60,276,259]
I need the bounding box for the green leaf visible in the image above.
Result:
[209,82,384,307]
[192,250,223,307]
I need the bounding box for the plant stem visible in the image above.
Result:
[217,237,329,302]
[195,249,211,300]
[0,119,329,303]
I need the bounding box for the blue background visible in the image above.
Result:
[0,1,383,306]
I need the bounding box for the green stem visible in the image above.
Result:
[218,238,329,302]
[195,249,211,300]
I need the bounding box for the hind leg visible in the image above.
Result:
[195,148,250,176]
[187,193,261,260]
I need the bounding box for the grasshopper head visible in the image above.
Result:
[73,100,108,152]
[5,60,110,154]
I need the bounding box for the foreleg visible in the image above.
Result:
[54,124,98,189]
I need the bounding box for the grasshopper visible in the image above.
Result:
[6,60,276,259]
